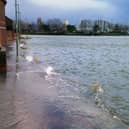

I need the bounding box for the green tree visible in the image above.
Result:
[42,24,50,32]
[112,24,121,33]
[93,24,100,33]
[67,25,76,32]
[47,18,64,32]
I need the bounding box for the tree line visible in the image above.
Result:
[19,18,129,35]
[20,18,76,34]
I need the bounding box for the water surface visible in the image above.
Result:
[29,35,129,124]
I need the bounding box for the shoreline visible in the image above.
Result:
[22,32,129,36]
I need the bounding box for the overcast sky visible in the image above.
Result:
[6,0,129,25]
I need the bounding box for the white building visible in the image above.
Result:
[64,20,69,26]
[80,20,94,33]
[94,20,111,33]
[63,20,69,31]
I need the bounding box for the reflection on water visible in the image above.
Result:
[0,36,129,129]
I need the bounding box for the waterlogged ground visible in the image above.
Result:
[0,36,129,129]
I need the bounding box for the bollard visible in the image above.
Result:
[0,47,7,73]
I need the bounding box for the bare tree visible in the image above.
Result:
[47,18,64,32]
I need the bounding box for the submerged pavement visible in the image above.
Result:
[0,43,129,129]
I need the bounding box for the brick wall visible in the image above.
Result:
[6,30,14,43]
[0,0,6,46]
[0,0,5,19]
[0,29,6,46]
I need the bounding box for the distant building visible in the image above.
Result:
[94,20,111,33]
[64,20,69,26]
[64,20,69,31]
[80,20,94,33]
[0,0,7,46]
[37,17,43,31]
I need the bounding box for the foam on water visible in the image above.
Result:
[45,66,54,75]
[25,55,33,62]
[20,44,24,48]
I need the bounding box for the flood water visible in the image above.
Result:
[0,35,129,129]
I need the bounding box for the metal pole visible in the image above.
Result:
[15,0,19,63]
[19,12,21,41]
[18,4,21,41]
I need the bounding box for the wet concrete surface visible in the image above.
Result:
[0,44,129,129]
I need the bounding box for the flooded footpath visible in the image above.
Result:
[0,38,129,129]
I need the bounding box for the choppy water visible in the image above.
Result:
[1,35,129,129]
[28,35,129,124]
